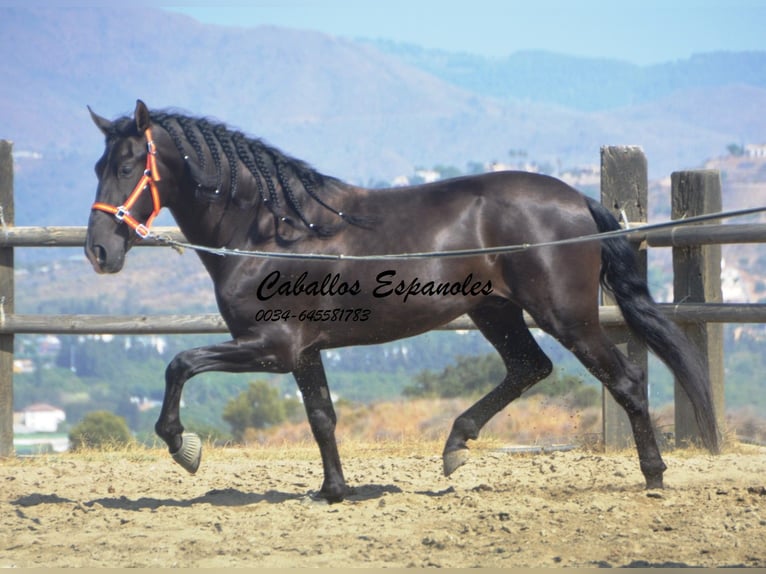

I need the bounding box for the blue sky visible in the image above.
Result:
[165,0,766,65]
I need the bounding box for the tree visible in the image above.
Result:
[726,143,745,157]
[223,380,302,441]
[403,353,505,398]
[69,411,133,450]
[404,353,599,408]
[432,164,462,179]
[465,161,485,175]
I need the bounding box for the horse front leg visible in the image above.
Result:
[154,347,205,473]
[155,338,290,474]
[292,350,348,503]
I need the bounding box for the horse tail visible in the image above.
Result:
[585,196,721,453]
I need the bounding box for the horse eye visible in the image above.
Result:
[118,163,134,177]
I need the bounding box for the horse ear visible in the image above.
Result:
[134,99,151,132]
[88,105,112,135]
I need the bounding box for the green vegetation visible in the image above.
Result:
[223,380,302,441]
[403,352,600,410]
[727,143,745,157]
[69,411,133,450]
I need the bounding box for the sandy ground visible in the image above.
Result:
[2,442,766,568]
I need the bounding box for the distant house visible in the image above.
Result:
[13,358,35,373]
[744,144,766,158]
[16,403,66,433]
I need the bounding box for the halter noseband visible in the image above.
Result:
[92,127,162,239]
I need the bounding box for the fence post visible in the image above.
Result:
[671,170,724,447]
[600,145,649,450]
[0,140,13,458]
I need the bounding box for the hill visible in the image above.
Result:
[369,41,766,111]
[3,5,766,231]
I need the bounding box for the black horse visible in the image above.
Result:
[85,100,720,502]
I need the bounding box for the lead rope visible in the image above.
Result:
[150,204,766,262]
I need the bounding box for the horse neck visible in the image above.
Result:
[151,114,362,252]
[166,187,256,248]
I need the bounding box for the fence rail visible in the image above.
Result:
[1,141,764,458]
[3,303,766,335]
[4,222,766,249]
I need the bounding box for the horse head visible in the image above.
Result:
[85,100,178,273]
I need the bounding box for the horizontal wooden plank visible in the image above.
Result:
[4,223,766,250]
[4,222,766,251]
[0,313,227,334]
[0,226,185,247]
[632,223,766,248]
[2,303,766,335]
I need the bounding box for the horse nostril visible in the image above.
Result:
[94,245,107,267]
[86,243,108,272]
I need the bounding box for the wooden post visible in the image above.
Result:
[0,140,13,458]
[600,145,649,450]
[671,170,724,447]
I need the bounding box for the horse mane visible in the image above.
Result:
[109,109,374,238]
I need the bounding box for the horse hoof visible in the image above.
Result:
[645,475,664,490]
[443,448,470,477]
[171,432,202,474]
[301,494,330,506]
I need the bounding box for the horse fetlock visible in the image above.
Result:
[155,421,184,452]
[452,416,480,442]
[318,479,348,503]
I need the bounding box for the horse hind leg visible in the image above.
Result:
[545,319,667,488]
[443,302,553,476]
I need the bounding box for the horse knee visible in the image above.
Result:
[166,350,195,383]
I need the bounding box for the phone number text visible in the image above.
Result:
[253,308,372,323]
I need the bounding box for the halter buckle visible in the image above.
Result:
[134,224,151,239]
[114,206,129,222]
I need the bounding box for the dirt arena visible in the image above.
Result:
[2,441,765,568]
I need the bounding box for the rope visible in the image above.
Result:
[154,205,766,262]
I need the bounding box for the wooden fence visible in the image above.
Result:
[2,142,766,458]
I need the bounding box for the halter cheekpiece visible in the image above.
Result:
[91,127,162,239]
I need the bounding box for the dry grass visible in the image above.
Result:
[242,395,602,450]
[7,396,760,469]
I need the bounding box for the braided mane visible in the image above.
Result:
[107,110,372,238]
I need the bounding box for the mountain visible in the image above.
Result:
[2,5,766,232]
[368,42,766,111]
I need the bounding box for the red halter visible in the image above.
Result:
[91,127,162,239]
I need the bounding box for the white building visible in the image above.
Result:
[744,143,766,158]
[16,403,66,433]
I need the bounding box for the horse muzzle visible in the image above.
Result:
[85,238,127,274]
